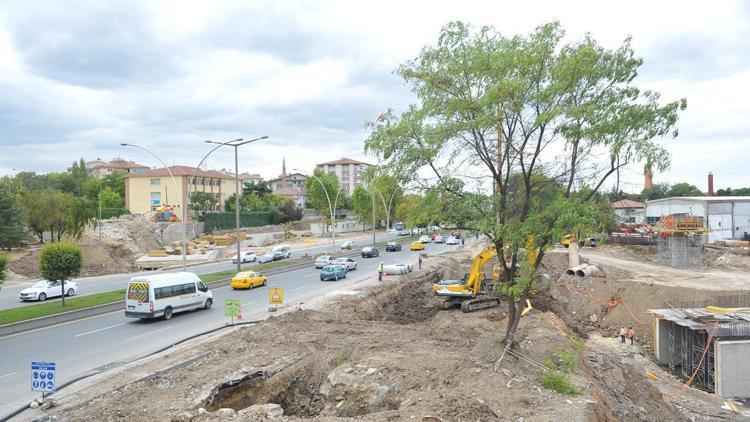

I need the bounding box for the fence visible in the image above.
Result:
[201,212,272,232]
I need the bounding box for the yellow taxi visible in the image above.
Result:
[409,241,425,251]
[230,271,267,289]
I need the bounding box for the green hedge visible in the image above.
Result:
[202,212,272,232]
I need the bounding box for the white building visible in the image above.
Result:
[315,157,373,196]
[611,199,645,224]
[645,196,750,242]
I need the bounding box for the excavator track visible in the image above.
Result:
[461,297,501,313]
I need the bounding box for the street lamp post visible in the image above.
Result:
[294,169,341,251]
[121,143,187,271]
[206,137,269,274]
[371,185,398,234]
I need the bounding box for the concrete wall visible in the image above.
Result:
[715,340,750,398]
[654,318,682,366]
[310,220,373,235]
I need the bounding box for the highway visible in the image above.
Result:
[0,239,457,418]
[0,231,398,310]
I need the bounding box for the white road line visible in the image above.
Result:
[74,322,127,338]
[303,273,319,278]
[126,326,172,342]
[291,285,309,292]
[0,372,17,379]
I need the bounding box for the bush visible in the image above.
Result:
[39,242,83,305]
[0,253,6,282]
[540,370,581,396]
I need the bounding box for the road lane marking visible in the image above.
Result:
[303,273,319,278]
[74,322,127,338]
[125,326,172,341]
[0,372,17,379]
[291,285,309,292]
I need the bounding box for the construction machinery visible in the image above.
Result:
[432,245,502,312]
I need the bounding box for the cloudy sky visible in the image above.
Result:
[0,0,747,192]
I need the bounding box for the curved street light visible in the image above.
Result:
[120,143,187,270]
[294,168,342,250]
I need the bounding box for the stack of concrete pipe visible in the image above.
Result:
[383,263,414,275]
[566,264,600,277]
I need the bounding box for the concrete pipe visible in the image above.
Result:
[566,265,587,276]
[575,265,600,277]
[383,265,408,275]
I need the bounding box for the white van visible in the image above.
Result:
[271,244,291,259]
[125,272,213,320]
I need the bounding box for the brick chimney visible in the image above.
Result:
[708,172,714,196]
[644,163,653,190]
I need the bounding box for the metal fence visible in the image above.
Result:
[201,212,272,232]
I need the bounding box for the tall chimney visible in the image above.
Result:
[708,172,714,196]
[644,163,653,190]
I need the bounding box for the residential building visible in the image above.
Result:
[124,166,236,215]
[239,173,263,184]
[85,158,150,179]
[611,199,645,224]
[267,157,307,207]
[315,157,373,196]
[645,196,750,242]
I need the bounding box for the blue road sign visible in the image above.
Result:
[31,361,56,393]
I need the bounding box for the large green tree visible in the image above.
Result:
[370,173,403,230]
[668,182,702,197]
[351,185,373,231]
[0,189,26,250]
[365,21,685,351]
[39,242,83,306]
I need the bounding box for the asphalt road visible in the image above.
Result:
[0,240,458,418]
[0,232,399,310]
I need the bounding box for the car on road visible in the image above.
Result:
[385,241,402,252]
[315,255,336,268]
[19,280,78,301]
[335,257,357,271]
[230,271,267,289]
[271,244,292,259]
[397,229,411,236]
[434,235,445,244]
[361,247,379,258]
[125,272,212,320]
[446,237,459,245]
[231,251,257,264]
[320,264,347,281]
[340,240,357,250]
[410,241,425,251]
[419,235,432,244]
[258,252,276,263]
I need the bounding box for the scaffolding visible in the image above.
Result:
[655,214,708,269]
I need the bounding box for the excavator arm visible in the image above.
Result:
[465,245,497,295]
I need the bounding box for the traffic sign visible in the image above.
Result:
[269,288,284,305]
[31,361,56,393]
[224,299,241,317]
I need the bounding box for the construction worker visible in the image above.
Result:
[619,326,627,343]
[628,327,636,345]
[418,254,423,269]
[377,261,384,281]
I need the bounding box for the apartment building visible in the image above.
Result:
[315,157,373,196]
[85,158,150,179]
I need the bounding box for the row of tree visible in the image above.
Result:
[0,159,129,249]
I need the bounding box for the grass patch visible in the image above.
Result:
[540,370,581,396]
[0,289,126,326]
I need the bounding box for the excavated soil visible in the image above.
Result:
[44,247,742,421]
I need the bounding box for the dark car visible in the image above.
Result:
[320,264,347,281]
[361,247,379,258]
[385,241,402,252]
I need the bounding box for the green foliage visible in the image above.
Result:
[305,169,342,226]
[370,173,403,226]
[242,180,271,197]
[668,182,703,197]
[101,170,127,198]
[540,370,581,396]
[717,187,750,196]
[39,241,83,303]
[364,20,684,346]
[0,253,6,281]
[201,212,272,232]
[0,189,26,250]
[351,185,373,228]
[189,191,219,212]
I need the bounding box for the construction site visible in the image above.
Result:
[31,236,750,421]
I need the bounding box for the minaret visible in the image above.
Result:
[282,157,287,189]
[644,162,653,190]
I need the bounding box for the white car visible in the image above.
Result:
[232,251,257,264]
[434,235,445,244]
[446,237,459,245]
[340,240,357,250]
[315,255,336,269]
[258,252,275,263]
[335,257,357,271]
[419,235,432,244]
[19,280,78,301]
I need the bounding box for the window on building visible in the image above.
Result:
[151,192,161,202]
[150,178,161,185]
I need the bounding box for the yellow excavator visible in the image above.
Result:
[432,244,503,313]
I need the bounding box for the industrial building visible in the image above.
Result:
[645,196,750,242]
[651,300,750,398]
